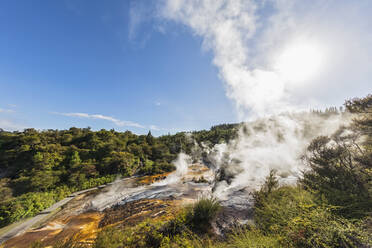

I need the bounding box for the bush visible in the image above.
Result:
[185,198,221,234]
[0,176,116,228]
[302,95,372,219]
[0,190,63,227]
[160,212,188,238]
[253,185,371,247]
[302,135,372,219]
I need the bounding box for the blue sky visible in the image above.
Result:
[0,0,371,135]
[0,0,236,135]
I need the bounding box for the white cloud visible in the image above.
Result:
[0,108,15,113]
[0,119,25,131]
[128,0,158,43]
[55,112,145,129]
[0,106,23,131]
[128,1,144,40]
[160,0,273,118]
[149,125,161,131]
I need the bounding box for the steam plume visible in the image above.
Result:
[161,0,289,118]
[160,0,356,193]
[160,0,372,118]
[153,153,191,185]
[210,113,351,199]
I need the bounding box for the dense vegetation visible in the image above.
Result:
[0,123,239,227]
[32,94,371,248]
[1,94,371,248]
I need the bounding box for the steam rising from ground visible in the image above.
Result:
[86,178,145,211]
[87,153,194,211]
[86,113,350,211]
[159,0,357,195]
[83,1,368,210]
[208,113,351,199]
[153,153,191,185]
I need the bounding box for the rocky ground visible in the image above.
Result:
[1,163,253,248]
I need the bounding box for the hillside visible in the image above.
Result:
[0,122,239,227]
[0,95,371,247]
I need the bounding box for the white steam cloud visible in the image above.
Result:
[209,113,351,199]
[161,0,281,117]
[153,152,191,186]
[159,0,368,193]
[160,0,372,118]
[71,1,370,213]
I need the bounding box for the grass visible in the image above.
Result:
[216,228,281,248]
[185,197,222,234]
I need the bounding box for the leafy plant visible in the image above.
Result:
[185,197,221,234]
[253,185,371,247]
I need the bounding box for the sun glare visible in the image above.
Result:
[274,40,325,83]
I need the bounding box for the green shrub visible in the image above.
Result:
[253,185,371,247]
[0,191,61,227]
[185,197,221,234]
[160,211,188,237]
[302,95,372,219]
[0,176,115,227]
[302,135,372,219]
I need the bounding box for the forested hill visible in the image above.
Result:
[0,122,240,227]
[0,122,240,188]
